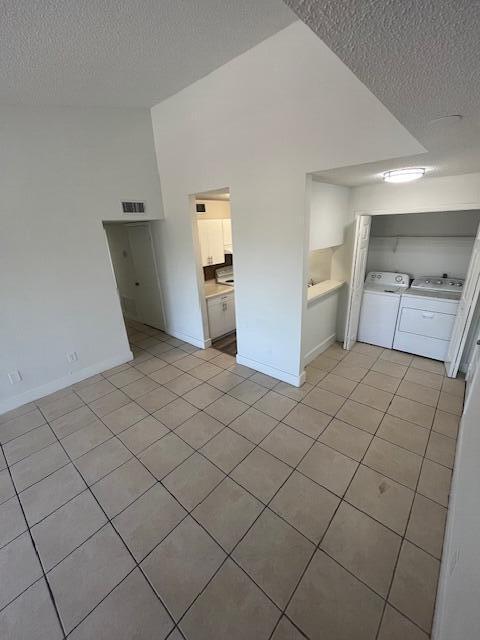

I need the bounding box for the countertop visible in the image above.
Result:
[204,279,235,299]
[307,279,345,304]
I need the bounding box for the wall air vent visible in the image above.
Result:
[122,201,145,214]
[196,203,206,213]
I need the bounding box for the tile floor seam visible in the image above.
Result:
[31,417,181,638]
[375,381,443,638]
[46,389,293,631]
[270,377,393,638]
[0,442,67,638]
[1,430,59,467]
[276,345,454,639]
[3,335,463,640]
[124,384,323,627]
[170,410,327,632]
[9,390,438,550]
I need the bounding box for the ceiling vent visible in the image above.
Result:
[122,201,145,214]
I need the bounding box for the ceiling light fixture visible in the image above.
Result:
[383,167,426,183]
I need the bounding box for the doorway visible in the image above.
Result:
[192,188,236,355]
[103,221,165,331]
[344,210,480,377]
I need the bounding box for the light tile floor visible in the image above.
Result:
[0,321,464,639]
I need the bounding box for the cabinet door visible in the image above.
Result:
[222,219,233,252]
[207,293,235,339]
[208,220,225,265]
[309,180,349,250]
[223,294,236,333]
[207,298,225,339]
[197,220,211,266]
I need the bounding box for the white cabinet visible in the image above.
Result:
[207,292,235,339]
[309,179,350,250]
[198,220,225,266]
[222,219,233,253]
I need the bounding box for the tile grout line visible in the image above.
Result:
[374,350,445,639]
[1,335,462,638]
[0,441,67,639]
[267,349,391,639]
[28,366,299,636]
[32,403,182,640]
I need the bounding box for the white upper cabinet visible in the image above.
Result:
[198,219,225,266]
[222,219,233,253]
[309,179,350,250]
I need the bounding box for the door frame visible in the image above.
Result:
[345,203,480,373]
[343,215,371,349]
[190,189,232,347]
[445,226,480,377]
[103,220,167,331]
[125,221,167,331]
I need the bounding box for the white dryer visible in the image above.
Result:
[393,276,464,360]
[358,272,410,349]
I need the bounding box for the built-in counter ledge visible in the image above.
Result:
[204,279,235,299]
[307,279,345,304]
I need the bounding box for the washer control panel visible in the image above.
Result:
[366,272,410,287]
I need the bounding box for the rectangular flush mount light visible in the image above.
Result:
[383,168,425,183]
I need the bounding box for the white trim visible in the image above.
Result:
[236,353,306,387]
[165,326,211,349]
[125,221,167,331]
[432,434,461,640]
[354,200,480,218]
[190,194,214,344]
[303,333,336,366]
[0,350,133,415]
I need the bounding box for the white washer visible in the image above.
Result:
[393,276,464,360]
[358,271,410,349]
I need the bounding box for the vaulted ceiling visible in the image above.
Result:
[2,0,479,183]
[0,0,295,107]
[285,0,480,183]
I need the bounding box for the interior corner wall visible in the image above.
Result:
[0,106,164,413]
[335,173,480,343]
[150,21,423,384]
[352,172,480,215]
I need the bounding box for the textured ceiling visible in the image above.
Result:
[0,0,295,107]
[285,0,480,184]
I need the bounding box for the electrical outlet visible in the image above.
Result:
[8,370,22,384]
[67,352,78,363]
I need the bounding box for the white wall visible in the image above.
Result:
[433,356,480,640]
[303,291,340,364]
[150,22,422,385]
[308,248,332,282]
[352,172,480,215]
[367,236,476,280]
[370,210,480,237]
[0,106,164,413]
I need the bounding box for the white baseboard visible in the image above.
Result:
[0,350,133,415]
[165,326,211,349]
[303,333,336,367]
[236,354,305,387]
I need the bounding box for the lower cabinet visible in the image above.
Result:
[207,292,235,339]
